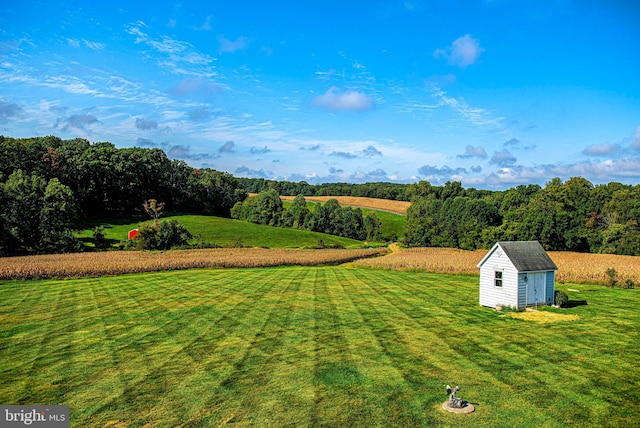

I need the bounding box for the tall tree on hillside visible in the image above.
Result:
[39,178,80,252]
[289,194,311,229]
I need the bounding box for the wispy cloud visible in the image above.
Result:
[250,145,271,154]
[195,16,213,31]
[55,113,100,132]
[417,164,468,183]
[218,35,249,53]
[168,144,212,160]
[329,145,382,159]
[67,38,104,50]
[167,76,222,99]
[457,145,487,159]
[583,142,619,156]
[312,86,374,111]
[235,165,271,178]
[135,117,158,130]
[474,157,640,188]
[330,151,358,159]
[219,140,235,153]
[0,100,22,123]
[429,86,504,129]
[490,149,517,167]
[503,137,536,151]
[126,21,217,77]
[434,34,484,68]
[630,125,640,150]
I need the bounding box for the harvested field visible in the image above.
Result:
[279,195,410,215]
[352,246,640,285]
[0,248,387,280]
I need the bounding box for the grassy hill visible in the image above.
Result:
[281,200,406,240]
[78,214,371,249]
[77,195,407,250]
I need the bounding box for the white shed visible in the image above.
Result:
[477,241,557,310]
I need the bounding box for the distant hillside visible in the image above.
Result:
[78,214,371,249]
[279,195,410,215]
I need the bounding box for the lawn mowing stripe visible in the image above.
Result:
[329,268,440,426]
[0,282,65,403]
[199,268,311,426]
[322,268,417,426]
[82,269,282,425]
[133,269,290,426]
[46,270,262,422]
[311,267,378,427]
[240,267,317,427]
[359,270,626,425]
[342,268,568,426]
[367,270,592,421]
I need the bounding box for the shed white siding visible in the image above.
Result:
[478,248,520,308]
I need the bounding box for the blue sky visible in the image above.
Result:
[1,1,639,189]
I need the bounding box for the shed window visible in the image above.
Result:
[494,271,503,287]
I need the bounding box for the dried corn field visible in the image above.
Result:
[352,247,640,285]
[0,248,387,281]
[279,195,410,215]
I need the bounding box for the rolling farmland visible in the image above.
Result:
[279,195,410,215]
[352,246,640,285]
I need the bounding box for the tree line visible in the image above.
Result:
[0,135,247,255]
[404,179,640,255]
[2,135,639,256]
[235,177,409,201]
[230,190,383,242]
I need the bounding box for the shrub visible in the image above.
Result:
[93,226,109,250]
[554,290,569,308]
[135,220,192,250]
[605,267,617,288]
[623,279,635,289]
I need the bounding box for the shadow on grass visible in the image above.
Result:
[567,299,588,308]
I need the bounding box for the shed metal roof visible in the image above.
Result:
[478,240,558,272]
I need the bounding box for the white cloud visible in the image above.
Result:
[434,34,484,68]
[583,142,619,156]
[312,86,374,111]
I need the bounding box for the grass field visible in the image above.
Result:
[78,214,369,249]
[1,267,638,427]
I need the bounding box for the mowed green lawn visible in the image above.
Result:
[1,267,638,427]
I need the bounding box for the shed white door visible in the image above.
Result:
[526,273,545,305]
